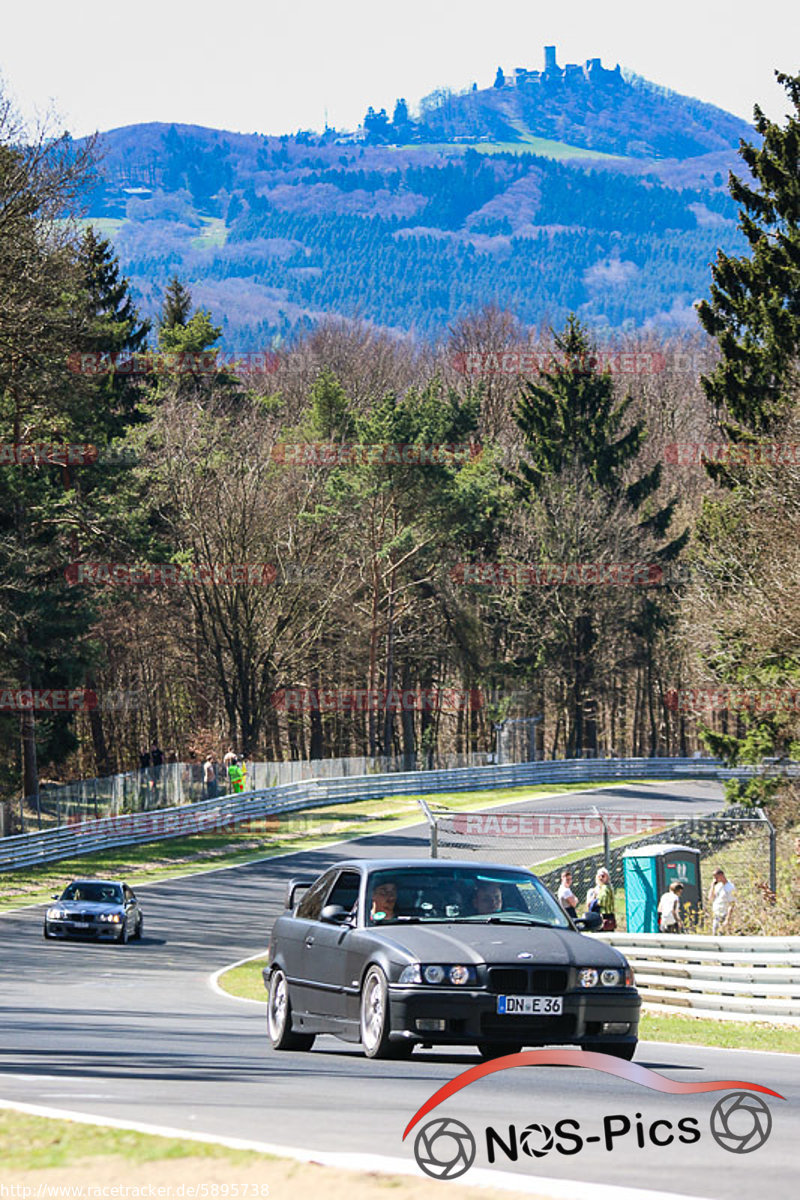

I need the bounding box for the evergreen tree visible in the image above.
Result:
[494,67,505,89]
[76,227,151,440]
[691,73,800,792]
[160,276,193,331]
[510,316,686,756]
[696,71,800,434]
[393,98,409,127]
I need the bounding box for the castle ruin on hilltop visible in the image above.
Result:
[501,45,623,88]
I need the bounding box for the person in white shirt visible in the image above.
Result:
[708,868,736,934]
[557,870,579,920]
[657,881,683,932]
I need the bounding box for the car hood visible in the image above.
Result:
[374,922,626,969]
[55,901,123,914]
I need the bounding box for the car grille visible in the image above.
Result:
[480,1012,576,1038]
[73,913,94,923]
[487,967,568,995]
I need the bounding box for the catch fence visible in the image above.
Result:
[421,802,777,899]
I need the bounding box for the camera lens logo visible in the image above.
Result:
[520,1122,554,1157]
[413,1117,476,1179]
[710,1092,772,1154]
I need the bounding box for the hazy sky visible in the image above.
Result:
[2,0,798,138]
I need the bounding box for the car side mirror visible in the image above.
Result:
[320,904,352,925]
[575,910,604,932]
[51,894,59,900]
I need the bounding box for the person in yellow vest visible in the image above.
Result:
[228,757,246,793]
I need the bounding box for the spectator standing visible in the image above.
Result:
[658,881,684,932]
[708,868,736,934]
[557,870,579,920]
[203,755,218,800]
[587,867,616,931]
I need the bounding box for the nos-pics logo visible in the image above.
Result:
[404,1051,783,1181]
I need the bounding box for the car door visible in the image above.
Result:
[305,870,362,1025]
[123,885,139,932]
[286,869,338,1017]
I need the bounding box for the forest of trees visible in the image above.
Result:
[81,124,748,348]
[1,74,799,826]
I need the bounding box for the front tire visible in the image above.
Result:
[43,923,52,940]
[267,968,315,1051]
[477,1041,522,1060]
[361,965,404,1059]
[583,1041,637,1061]
[133,915,143,940]
[118,922,129,945]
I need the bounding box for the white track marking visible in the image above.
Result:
[0,1096,710,1200]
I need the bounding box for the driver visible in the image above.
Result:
[370,880,398,922]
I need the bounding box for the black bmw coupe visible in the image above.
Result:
[264,859,639,1060]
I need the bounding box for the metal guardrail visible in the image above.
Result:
[0,757,796,874]
[598,933,800,1024]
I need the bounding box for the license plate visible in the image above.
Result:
[497,995,563,1015]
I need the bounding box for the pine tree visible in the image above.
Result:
[690,74,800,789]
[160,276,193,331]
[494,67,505,89]
[696,71,800,434]
[76,227,151,440]
[511,316,686,756]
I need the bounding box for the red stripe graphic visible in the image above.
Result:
[402,1049,785,1139]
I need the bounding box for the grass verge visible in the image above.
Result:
[638,1011,800,1054]
[0,779,640,911]
[0,1108,263,1171]
[0,1107,566,1199]
[217,958,800,1054]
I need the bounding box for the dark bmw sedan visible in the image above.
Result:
[43,878,143,944]
[264,859,639,1060]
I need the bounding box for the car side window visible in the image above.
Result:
[296,871,336,921]
[326,871,361,915]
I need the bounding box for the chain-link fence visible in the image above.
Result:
[426,803,776,909]
[15,750,496,833]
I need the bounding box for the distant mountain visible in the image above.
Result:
[76,49,756,347]
[404,48,754,159]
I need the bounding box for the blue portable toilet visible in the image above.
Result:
[623,843,702,933]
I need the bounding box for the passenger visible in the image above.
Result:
[473,882,503,915]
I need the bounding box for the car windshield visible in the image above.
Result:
[366,867,569,928]
[61,882,123,904]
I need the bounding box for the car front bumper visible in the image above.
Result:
[45,920,122,940]
[387,985,640,1047]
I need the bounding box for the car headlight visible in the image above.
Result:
[398,963,476,986]
[601,968,622,986]
[579,968,599,988]
[46,908,65,919]
[423,965,445,984]
[98,913,122,923]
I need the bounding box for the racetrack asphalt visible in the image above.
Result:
[0,780,795,1198]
